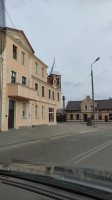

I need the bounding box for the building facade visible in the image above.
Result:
[66,96,112,122]
[0,27,61,131]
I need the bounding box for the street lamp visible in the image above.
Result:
[91,57,100,128]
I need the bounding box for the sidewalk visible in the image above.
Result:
[0,122,111,147]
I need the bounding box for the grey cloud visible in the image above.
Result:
[5,0,112,101]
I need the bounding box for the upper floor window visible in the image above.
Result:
[49,90,51,99]
[21,52,26,65]
[11,71,16,83]
[52,91,55,100]
[84,105,87,111]
[35,83,38,90]
[42,67,45,78]
[13,45,17,60]
[57,92,59,101]
[35,63,38,74]
[56,78,59,86]
[22,76,26,85]
[42,86,45,97]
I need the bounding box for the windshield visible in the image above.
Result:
[0,0,112,198]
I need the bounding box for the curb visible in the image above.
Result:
[0,129,100,149]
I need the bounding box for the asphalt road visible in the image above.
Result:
[0,128,112,170]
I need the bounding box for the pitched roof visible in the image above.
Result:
[66,101,82,111]
[49,59,61,76]
[66,99,112,111]
[6,27,35,53]
[96,99,112,110]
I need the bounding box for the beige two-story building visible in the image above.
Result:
[0,27,61,131]
[66,96,112,122]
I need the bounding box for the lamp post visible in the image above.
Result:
[91,57,100,128]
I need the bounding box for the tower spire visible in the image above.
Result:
[49,58,61,76]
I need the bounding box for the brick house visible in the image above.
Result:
[0,27,61,131]
[66,96,112,122]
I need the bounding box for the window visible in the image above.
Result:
[22,102,27,118]
[42,86,45,97]
[35,63,38,74]
[56,78,59,86]
[95,107,98,111]
[35,83,38,95]
[42,106,45,118]
[90,105,93,111]
[21,52,26,65]
[49,90,51,99]
[42,67,45,78]
[84,105,87,111]
[13,45,17,60]
[109,114,112,120]
[52,91,55,100]
[49,108,54,122]
[57,92,59,101]
[91,114,94,120]
[76,114,79,120]
[22,76,26,85]
[35,105,39,118]
[11,71,16,83]
[70,114,73,120]
[35,83,38,90]
[99,113,102,120]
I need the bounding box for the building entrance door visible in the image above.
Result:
[84,114,87,122]
[105,115,108,122]
[8,100,15,129]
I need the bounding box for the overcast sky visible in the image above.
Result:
[5,0,112,104]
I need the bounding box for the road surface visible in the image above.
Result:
[0,128,112,170]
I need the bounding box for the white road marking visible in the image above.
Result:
[67,139,112,164]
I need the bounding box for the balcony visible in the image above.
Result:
[7,83,37,101]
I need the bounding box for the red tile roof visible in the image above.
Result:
[56,108,63,114]
[6,27,35,53]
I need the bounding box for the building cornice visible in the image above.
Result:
[4,29,48,68]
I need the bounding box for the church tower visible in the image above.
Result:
[48,58,61,89]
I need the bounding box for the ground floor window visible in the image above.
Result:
[76,114,79,120]
[22,102,27,118]
[99,113,102,120]
[70,114,73,120]
[109,114,112,120]
[35,105,39,118]
[49,108,54,122]
[42,106,45,118]
[91,114,94,120]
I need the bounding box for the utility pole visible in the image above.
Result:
[62,96,65,122]
[91,57,100,128]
